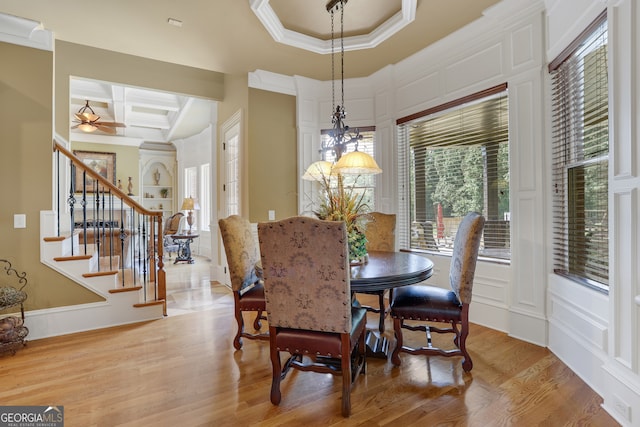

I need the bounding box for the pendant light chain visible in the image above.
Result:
[331,7,336,116]
[309,0,382,175]
[340,0,345,112]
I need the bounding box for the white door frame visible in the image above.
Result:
[215,109,243,286]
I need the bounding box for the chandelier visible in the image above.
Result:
[322,0,382,176]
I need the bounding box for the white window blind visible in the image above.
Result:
[550,12,608,291]
[397,84,509,260]
[200,163,210,231]
[184,167,198,200]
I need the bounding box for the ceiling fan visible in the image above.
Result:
[71,100,126,135]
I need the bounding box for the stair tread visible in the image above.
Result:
[83,270,119,278]
[54,255,93,261]
[133,300,165,308]
[109,286,143,294]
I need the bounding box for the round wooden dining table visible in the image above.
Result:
[350,250,434,358]
[255,250,433,358]
[350,250,434,292]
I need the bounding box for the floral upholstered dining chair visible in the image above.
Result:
[360,212,396,332]
[257,216,367,417]
[390,211,485,372]
[218,215,268,349]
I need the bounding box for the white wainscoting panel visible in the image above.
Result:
[443,43,504,95]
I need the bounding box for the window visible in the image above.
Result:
[184,167,198,200]
[321,127,376,209]
[397,84,510,260]
[223,127,240,217]
[184,166,198,229]
[200,164,210,231]
[550,12,608,291]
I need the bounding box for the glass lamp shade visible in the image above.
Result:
[302,160,334,181]
[332,151,382,175]
[78,123,97,133]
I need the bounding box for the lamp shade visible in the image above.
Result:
[181,197,195,210]
[332,151,382,175]
[302,160,334,181]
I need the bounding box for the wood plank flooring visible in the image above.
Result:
[0,257,618,426]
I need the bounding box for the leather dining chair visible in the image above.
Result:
[390,211,485,372]
[218,215,268,350]
[361,212,396,332]
[258,216,367,417]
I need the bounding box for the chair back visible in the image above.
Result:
[164,212,184,235]
[258,216,351,333]
[449,212,485,304]
[219,215,260,293]
[365,212,396,252]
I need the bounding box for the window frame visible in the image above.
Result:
[396,83,510,261]
[549,11,609,292]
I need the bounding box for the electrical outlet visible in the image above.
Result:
[268,210,275,220]
[612,394,631,422]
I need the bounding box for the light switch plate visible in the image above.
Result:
[14,214,26,228]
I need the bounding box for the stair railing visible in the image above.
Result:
[53,140,167,315]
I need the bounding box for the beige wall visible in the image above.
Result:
[0,41,102,311]
[247,88,297,222]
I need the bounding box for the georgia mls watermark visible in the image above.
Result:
[0,406,64,427]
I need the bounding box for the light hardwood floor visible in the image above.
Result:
[0,257,618,426]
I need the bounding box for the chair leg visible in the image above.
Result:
[359,327,366,375]
[377,292,386,333]
[459,305,473,372]
[341,334,352,417]
[269,327,282,405]
[233,308,244,350]
[391,318,404,366]
[253,310,263,330]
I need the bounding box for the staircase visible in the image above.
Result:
[32,139,168,340]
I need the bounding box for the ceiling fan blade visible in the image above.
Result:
[96,121,126,128]
[79,112,100,122]
[70,124,80,129]
[96,125,117,135]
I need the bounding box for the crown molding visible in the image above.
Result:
[249,0,416,54]
[0,12,53,51]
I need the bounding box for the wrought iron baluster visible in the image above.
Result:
[68,163,77,256]
[107,191,114,270]
[94,182,100,269]
[81,172,88,255]
[119,203,126,287]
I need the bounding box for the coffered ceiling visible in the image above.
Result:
[1,0,502,144]
[69,78,213,145]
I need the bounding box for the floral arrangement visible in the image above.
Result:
[305,161,370,263]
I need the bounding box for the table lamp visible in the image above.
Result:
[181,197,200,234]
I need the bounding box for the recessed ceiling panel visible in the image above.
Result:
[250,0,415,54]
[270,0,401,40]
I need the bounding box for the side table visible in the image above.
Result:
[169,234,199,264]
